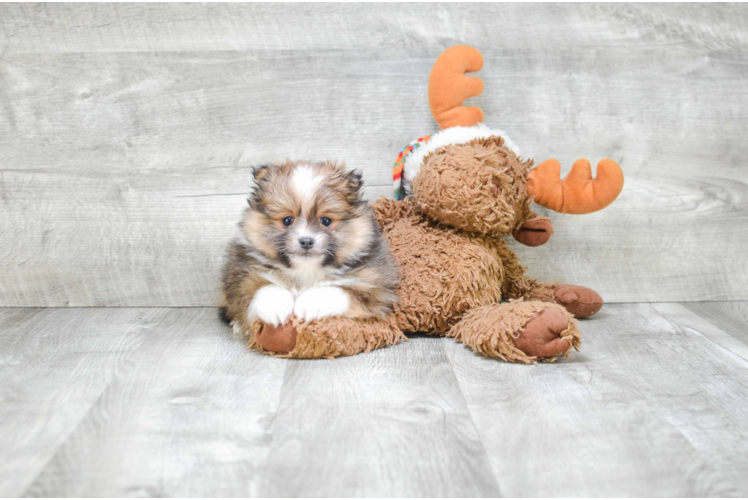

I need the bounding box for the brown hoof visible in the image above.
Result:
[554,284,603,318]
[513,308,572,358]
[254,321,298,354]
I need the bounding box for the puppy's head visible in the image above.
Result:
[243,160,373,272]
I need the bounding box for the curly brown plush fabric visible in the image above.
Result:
[372,197,560,331]
[449,300,581,364]
[411,137,537,236]
[250,315,405,360]
[374,198,505,334]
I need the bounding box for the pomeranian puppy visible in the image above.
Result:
[220,160,399,336]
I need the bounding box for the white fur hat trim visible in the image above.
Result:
[402,123,520,196]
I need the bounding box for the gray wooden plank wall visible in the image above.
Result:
[1,3,748,306]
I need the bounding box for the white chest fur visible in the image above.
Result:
[285,255,331,289]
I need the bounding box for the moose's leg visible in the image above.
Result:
[512,281,604,319]
[251,316,406,359]
[495,239,603,318]
[448,301,581,364]
[552,284,603,318]
[506,280,604,319]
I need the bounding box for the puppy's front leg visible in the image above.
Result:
[293,286,350,322]
[249,285,295,326]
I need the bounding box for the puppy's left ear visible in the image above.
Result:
[252,164,274,181]
[343,169,364,203]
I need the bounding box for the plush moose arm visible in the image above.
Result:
[491,237,558,302]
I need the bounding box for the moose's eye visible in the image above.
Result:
[320,217,332,227]
[282,216,294,227]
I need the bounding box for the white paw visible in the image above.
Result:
[293,286,350,322]
[248,285,295,326]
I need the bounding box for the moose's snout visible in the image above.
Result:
[513,217,554,247]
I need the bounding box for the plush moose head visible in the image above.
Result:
[396,45,624,246]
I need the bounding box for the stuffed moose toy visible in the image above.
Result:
[247,45,624,363]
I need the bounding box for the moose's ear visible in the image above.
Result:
[252,164,274,181]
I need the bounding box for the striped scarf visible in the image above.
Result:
[392,136,430,200]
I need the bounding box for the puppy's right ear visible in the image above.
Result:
[249,164,273,207]
[252,164,274,181]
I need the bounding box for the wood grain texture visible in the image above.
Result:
[2,4,746,53]
[682,301,748,348]
[0,307,158,496]
[442,303,748,496]
[3,303,748,496]
[654,302,748,364]
[1,4,748,305]
[22,308,287,497]
[259,336,500,497]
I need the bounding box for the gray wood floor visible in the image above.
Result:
[2,302,748,497]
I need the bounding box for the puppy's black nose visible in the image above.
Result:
[299,237,314,250]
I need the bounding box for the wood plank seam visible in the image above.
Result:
[438,338,505,496]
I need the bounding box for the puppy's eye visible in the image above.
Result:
[282,216,294,227]
[320,217,332,227]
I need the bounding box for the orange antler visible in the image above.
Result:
[527,159,624,214]
[428,45,484,130]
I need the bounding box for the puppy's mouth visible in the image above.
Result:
[290,250,324,258]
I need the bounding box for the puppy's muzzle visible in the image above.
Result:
[298,237,315,250]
